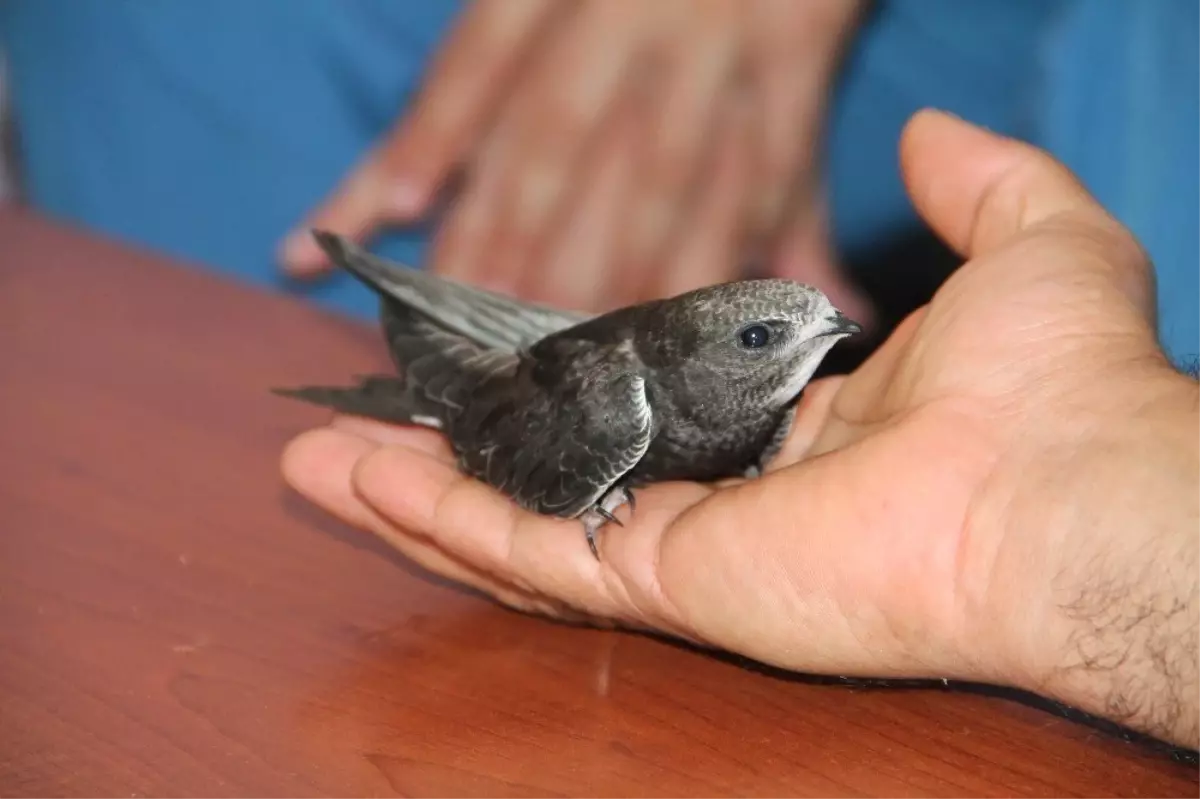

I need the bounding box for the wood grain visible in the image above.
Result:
[0,207,1194,797]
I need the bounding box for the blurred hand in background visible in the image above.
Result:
[280,0,874,325]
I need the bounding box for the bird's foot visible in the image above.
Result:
[579,486,636,560]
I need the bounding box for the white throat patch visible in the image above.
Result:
[772,335,844,405]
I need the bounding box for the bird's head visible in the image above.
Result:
[642,279,861,408]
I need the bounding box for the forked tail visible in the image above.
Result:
[270,375,443,429]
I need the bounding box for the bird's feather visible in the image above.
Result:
[270,376,435,426]
[273,314,520,428]
[455,339,654,518]
[311,230,592,352]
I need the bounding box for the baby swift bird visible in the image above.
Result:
[273,232,860,558]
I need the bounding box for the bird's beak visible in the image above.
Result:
[826,309,862,336]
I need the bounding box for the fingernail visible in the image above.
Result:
[279,229,321,270]
[389,181,425,216]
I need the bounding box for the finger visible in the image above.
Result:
[521,89,641,311]
[768,375,846,469]
[281,428,539,610]
[377,0,561,211]
[470,1,647,294]
[745,0,860,236]
[282,428,388,530]
[351,442,712,636]
[329,414,455,463]
[901,110,1128,259]
[814,307,924,435]
[900,108,1154,317]
[279,163,394,277]
[645,86,753,301]
[279,1,560,277]
[620,5,742,286]
[425,125,515,289]
[744,50,814,237]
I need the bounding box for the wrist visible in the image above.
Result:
[995,365,1198,747]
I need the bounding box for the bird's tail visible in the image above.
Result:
[270,375,444,429]
[273,230,530,428]
[272,301,514,428]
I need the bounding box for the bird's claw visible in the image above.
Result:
[580,486,636,561]
[595,506,623,526]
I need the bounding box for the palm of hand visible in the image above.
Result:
[782,186,1157,679]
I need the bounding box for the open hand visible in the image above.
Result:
[281,110,1197,748]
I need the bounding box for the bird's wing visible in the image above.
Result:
[273,295,521,426]
[311,231,593,352]
[458,340,654,519]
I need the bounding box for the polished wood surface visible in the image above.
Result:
[1,207,1195,797]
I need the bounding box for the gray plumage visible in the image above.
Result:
[274,231,861,558]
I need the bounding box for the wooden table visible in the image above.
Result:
[1,207,1195,797]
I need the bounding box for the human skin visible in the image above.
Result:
[279,0,872,322]
[280,110,1199,749]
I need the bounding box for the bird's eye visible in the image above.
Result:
[740,324,770,349]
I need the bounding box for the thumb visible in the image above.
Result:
[900,109,1099,258]
[899,108,1154,318]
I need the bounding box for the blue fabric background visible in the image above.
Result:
[2,0,1195,364]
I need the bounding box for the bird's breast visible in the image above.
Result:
[630,402,781,484]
